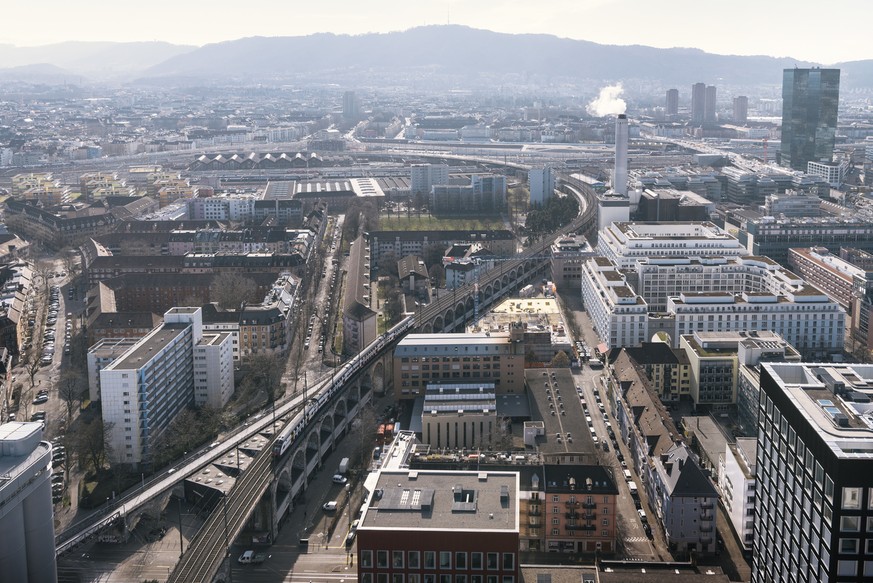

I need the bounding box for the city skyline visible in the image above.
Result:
[2,0,871,65]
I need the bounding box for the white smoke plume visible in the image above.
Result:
[586,84,627,117]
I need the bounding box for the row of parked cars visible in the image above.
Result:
[51,436,66,504]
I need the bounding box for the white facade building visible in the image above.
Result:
[667,288,843,357]
[100,307,235,466]
[410,164,449,195]
[718,437,757,552]
[598,221,746,269]
[0,423,57,583]
[529,166,554,207]
[193,331,234,408]
[579,257,648,349]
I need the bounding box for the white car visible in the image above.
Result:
[332,474,348,484]
[323,501,338,512]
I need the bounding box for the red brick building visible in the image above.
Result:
[357,470,520,583]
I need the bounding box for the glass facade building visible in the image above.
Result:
[780,68,840,171]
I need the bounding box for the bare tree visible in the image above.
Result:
[245,353,285,404]
[74,417,113,472]
[20,347,41,390]
[209,272,258,310]
[58,368,86,422]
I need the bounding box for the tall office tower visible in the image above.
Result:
[704,85,718,123]
[691,82,706,124]
[529,166,554,207]
[342,90,359,120]
[733,96,749,124]
[613,114,629,196]
[666,88,679,116]
[780,68,841,171]
[0,423,58,583]
[753,362,873,583]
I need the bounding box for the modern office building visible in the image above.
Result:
[596,221,746,269]
[529,166,554,207]
[738,216,873,268]
[780,68,840,171]
[0,423,57,583]
[613,114,629,196]
[357,469,519,583]
[100,307,234,466]
[691,82,706,124]
[762,191,823,218]
[733,96,748,124]
[579,257,648,349]
[430,174,506,214]
[808,159,849,188]
[393,330,525,400]
[342,90,359,120]
[705,85,718,123]
[753,362,873,582]
[666,89,679,116]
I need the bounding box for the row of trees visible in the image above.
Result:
[524,195,579,242]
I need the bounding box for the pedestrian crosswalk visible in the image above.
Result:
[624,536,648,543]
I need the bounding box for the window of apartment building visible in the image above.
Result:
[456,576,466,583]
[601,519,609,526]
[552,518,559,525]
[501,577,514,583]
[409,576,421,583]
[502,554,514,570]
[378,575,389,583]
[424,551,436,569]
[551,528,559,535]
[393,575,404,583]
[409,551,420,569]
[455,553,467,570]
[487,553,498,570]
[394,551,405,568]
[440,552,451,570]
[471,576,482,583]
[425,576,436,583]
[471,553,482,570]
[440,576,451,583]
[362,575,373,583]
[377,551,389,569]
[552,506,560,513]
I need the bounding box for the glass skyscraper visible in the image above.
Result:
[780,68,840,171]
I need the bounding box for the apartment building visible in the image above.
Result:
[343,235,377,355]
[99,307,234,466]
[550,234,594,291]
[718,438,757,552]
[608,365,718,556]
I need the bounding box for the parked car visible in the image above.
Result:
[322,501,338,512]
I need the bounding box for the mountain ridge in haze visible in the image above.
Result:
[3,27,873,89]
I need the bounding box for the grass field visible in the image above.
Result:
[378,213,506,231]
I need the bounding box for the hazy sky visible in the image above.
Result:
[2,0,868,64]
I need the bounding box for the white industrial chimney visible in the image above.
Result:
[613,114,628,196]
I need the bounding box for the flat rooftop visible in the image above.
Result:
[397,333,513,348]
[763,363,873,458]
[361,469,519,532]
[107,323,190,371]
[525,369,598,458]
